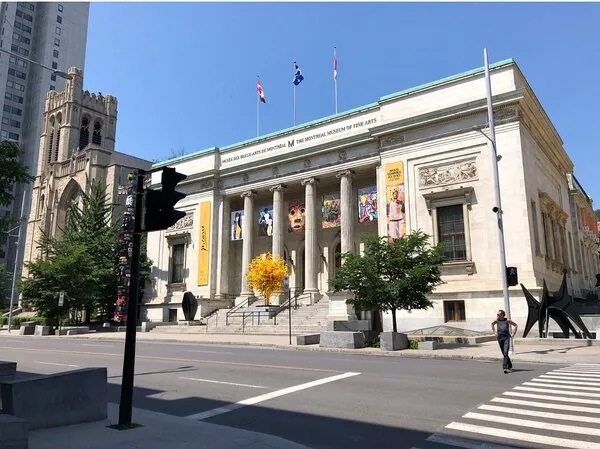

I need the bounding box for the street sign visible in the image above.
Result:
[58,291,65,307]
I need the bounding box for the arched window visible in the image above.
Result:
[38,194,45,218]
[79,117,89,149]
[92,121,102,145]
[47,130,54,164]
[53,127,60,162]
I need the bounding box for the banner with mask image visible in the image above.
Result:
[288,200,305,233]
[385,162,406,242]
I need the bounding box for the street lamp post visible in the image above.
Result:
[7,192,27,333]
[483,48,514,355]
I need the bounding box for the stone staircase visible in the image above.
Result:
[149,296,330,335]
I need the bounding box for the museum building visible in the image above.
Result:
[142,59,600,332]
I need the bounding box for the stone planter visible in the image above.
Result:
[380,331,409,351]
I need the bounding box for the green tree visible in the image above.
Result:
[595,209,600,221]
[330,231,445,333]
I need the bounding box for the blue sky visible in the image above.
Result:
[84,2,600,203]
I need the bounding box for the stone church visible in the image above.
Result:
[22,66,151,275]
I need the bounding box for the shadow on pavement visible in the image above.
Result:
[11,369,537,449]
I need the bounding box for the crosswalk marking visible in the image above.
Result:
[445,422,600,449]
[492,397,600,414]
[530,377,600,387]
[478,404,600,424]
[513,385,600,397]
[523,381,600,391]
[429,364,600,449]
[463,411,600,436]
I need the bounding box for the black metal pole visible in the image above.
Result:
[118,170,144,427]
[288,288,292,345]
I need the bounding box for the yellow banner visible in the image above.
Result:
[384,161,406,241]
[197,201,211,286]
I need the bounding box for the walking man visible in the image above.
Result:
[491,310,518,373]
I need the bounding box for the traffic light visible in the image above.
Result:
[142,167,187,232]
[506,266,518,287]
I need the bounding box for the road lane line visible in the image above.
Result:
[492,397,600,414]
[514,386,600,397]
[546,372,600,378]
[0,346,339,373]
[478,404,600,424]
[177,349,234,355]
[178,377,269,389]
[81,343,116,347]
[37,361,79,367]
[185,371,361,421]
[427,432,521,448]
[524,381,600,391]
[540,374,600,382]
[464,411,600,436]
[445,422,600,449]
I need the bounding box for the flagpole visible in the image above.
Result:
[293,62,296,126]
[257,75,260,137]
[334,47,338,114]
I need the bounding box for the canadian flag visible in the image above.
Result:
[257,79,266,103]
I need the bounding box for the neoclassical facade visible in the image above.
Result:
[143,59,599,332]
[22,67,151,275]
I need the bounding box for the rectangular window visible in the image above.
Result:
[3,105,10,113]
[49,85,55,91]
[437,204,466,261]
[444,300,466,322]
[23,13,33,22]
[18,47,28,57]
[51,73,56,82]
[2,117,9,125]
[58,4,64,12]
[55,26,61,35]
[51,61,57,69]
[10,119,20,128]
[16,10,22,18]
[8,132,19,140]
[170,244,185,283]
[12,107,22,116]
[21,24,31,33]
[20,35,30,45]
[57,15,62,24]
[54,38,60,46]
[53,49,59,58]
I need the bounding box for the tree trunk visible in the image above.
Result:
[392,309,397,333]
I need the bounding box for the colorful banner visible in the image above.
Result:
[197,201,211,286]
[358,186,378,223]
[231,210,244,240]
[322,193,341,228]
[288,200,305,233]
[385,162,406,241]
[258,206,274,237]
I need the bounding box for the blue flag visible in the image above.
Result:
[293,63,304,86]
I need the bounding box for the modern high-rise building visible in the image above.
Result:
[0,2,89,304]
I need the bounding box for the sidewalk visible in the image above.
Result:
[50,331,600,365]
[29,402,312,449]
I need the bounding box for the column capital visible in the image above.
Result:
[240,190,257,199]
[301,177,319,187]
[269,184,287,193]
[336,170,355,179]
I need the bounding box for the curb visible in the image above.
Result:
[0,332,578,365]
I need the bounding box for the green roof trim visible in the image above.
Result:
[154,58,517,168]
[379,58,515,102]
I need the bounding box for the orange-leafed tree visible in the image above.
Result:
[247,252,288,306]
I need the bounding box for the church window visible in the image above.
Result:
[47,130,54,164]
[92,121,102,145]
[79,117,89,149]
[53,127,60,162]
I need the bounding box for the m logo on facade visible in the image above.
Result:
[287,139,295,148]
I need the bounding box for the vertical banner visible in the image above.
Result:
[384,162,406,242]
[197,201,211,286]
[358,186,378,223]
[322,193,341,228]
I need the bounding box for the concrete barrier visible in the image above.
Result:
[0,361,17,382]
[380,332,409,351]
[34,325,50,336]
[0,414,27,449]
[296,334,320,345]
[418,341,442,350]
[1,367,107,430]
[18,324,34,336]
[320,331,365,349]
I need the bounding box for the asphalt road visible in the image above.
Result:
[4,336,597,449]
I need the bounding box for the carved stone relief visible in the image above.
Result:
[166,213,194,233]
[419,159,478,189]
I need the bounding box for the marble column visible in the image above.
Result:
[240,191,256,297]
[302,178,319,294]
[337,170,355,255]
[215,196,230,298]
[270,184,287,260]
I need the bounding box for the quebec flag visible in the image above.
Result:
[293,63,304,86]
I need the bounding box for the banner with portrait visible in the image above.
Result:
[384,162,406,241]
[258,206,274,237]
[231,210,244,241]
